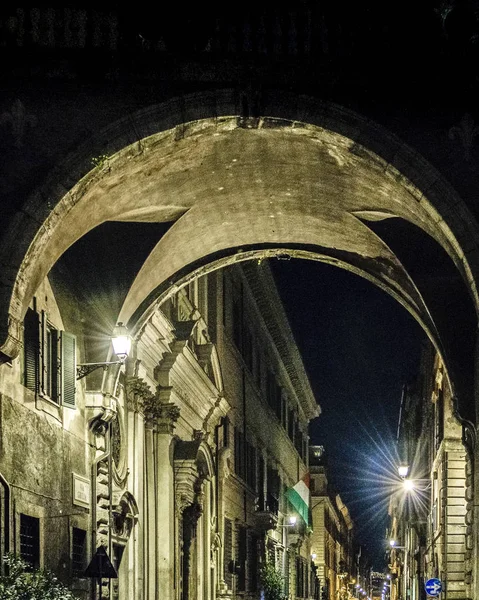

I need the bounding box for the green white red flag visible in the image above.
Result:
[285,473,310,526]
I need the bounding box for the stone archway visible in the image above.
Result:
[0,90,478,419]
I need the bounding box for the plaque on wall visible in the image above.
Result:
[73,473,91,509]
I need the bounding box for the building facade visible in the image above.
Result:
[389,342,469,600]
[0,261,320,599]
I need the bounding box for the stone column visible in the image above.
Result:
[143,390,180,600]
[126,377,149,600]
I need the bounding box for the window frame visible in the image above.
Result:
[23,306,76,409]
[19,513,41,570]
[71,526,87,578]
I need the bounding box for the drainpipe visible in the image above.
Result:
[0,473,10,559]
[91,420,111,600]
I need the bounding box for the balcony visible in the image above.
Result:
[254,493,279,531]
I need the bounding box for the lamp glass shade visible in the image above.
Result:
[288,515,297,525]
[111,323,131,359]
[398,465,409,477]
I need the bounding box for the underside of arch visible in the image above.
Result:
[0,95,478,422]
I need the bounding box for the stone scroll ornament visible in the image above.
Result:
[0,99,37,148]
[449,113,479,162]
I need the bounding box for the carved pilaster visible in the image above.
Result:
[156,384,173,404]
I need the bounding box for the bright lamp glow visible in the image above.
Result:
[398,464,409,477]
[311,552,317,559]
[111,322,131,360]
[389,540,397,547]
[288,515,297,525]
[403,478,415,491]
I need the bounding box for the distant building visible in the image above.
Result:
[310,446,355,600]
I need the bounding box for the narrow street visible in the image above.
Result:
[0,5,477,600]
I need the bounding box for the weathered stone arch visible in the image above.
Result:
[0,89,478,421]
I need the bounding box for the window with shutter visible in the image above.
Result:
[22,307,76,408]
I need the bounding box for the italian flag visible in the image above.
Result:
[285,473,310,526]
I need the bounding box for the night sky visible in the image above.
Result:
[269,258,425,567]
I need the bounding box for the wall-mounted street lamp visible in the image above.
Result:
[281,515,298,526]
[397,464,430,492]
[77,323,132,380]
[389,540,406,550]
[401,477,431,492]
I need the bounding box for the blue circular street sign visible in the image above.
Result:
[425,579,442,596]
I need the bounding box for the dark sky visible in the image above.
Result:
[269,258,425,567]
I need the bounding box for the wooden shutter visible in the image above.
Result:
[23,308,39,393]
[51,329,60,403]
[237,526,246,591]
[224,518,233,588]
[61,331,76,408]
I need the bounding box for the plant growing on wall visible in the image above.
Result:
[259,561,286,600]
[0,554,77,599]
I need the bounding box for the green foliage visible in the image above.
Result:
[259,561,286,600]
[0,554,77,600]
[91,154,110,170]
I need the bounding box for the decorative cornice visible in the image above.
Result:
[175,459,202,514]
[175,462,198,513]
[239,262,320,421]
[202,394,231,434]
[154,335,191,386]
[174,319,197,341]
